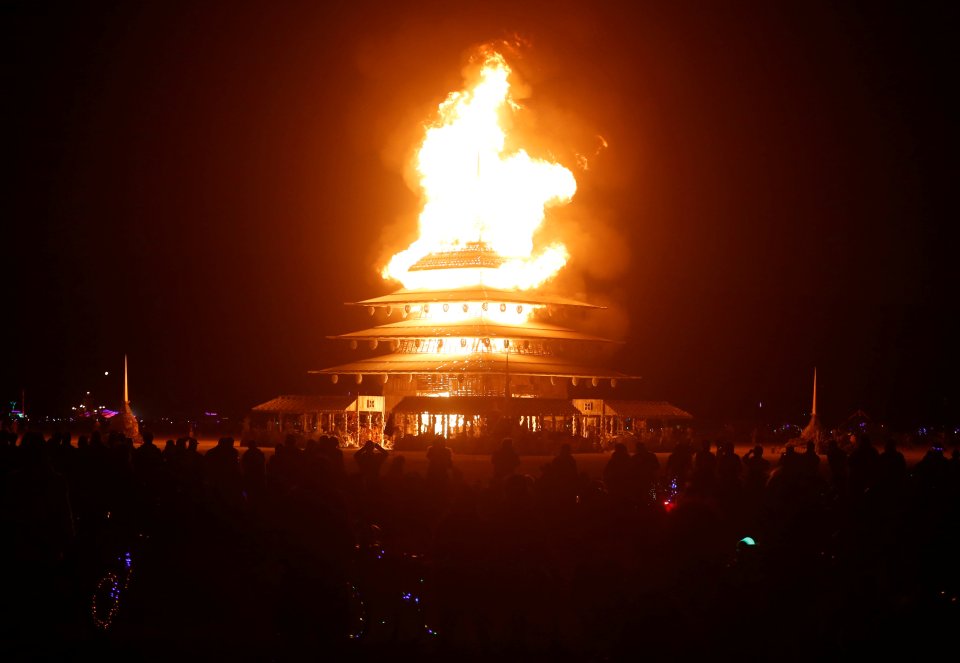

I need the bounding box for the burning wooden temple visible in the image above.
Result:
[246,243,694,448]
[247,48,692,449]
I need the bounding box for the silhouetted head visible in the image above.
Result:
[20,433,51,467]
[501,437,514,450]
[753,445,763,457]
[701,439,712,452]
[635,442,647,453]
[614,442,627,455]
[559,443,572,456]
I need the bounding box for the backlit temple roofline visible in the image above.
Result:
[350,287,601,309]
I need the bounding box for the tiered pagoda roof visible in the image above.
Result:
[312,242,633,386]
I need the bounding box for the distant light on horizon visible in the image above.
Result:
[104,371,109,376]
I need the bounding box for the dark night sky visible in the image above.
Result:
[4,0,957,430]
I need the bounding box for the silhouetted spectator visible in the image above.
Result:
[913,443,949,487]
[269,435,302,492]
[742,444,770,493]
[1,432,75,565]
[878,438,906,487]
[318,435,346,488]
[602,442,633,501]
[715,441,743,513]
[426,437,453,487]
[354,439,388,489]
[161,438,177,464]
[0,433,75,646]
[716,441,742,486]
[241,439,267,504]
[800,440,820,479]
[204,436,243,512]
[690,439,718,496]
[133,430,164,486]
[847,434,880,494]
[631,441,660,503]
[666,439,694,487]
[825,438,849,492]
[777,444,802,479]
[491,437,521,483]
[538,443,579,509]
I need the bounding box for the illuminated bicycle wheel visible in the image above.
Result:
[90,552,133,631]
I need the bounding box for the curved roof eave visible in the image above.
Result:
[351,287,601,310]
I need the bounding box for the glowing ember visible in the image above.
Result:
[383,49,576,291]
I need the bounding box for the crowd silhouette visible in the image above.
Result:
[1,423,958,661]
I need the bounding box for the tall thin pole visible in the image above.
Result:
[124,354,129,403]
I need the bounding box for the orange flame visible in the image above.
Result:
[383,50,576,291]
